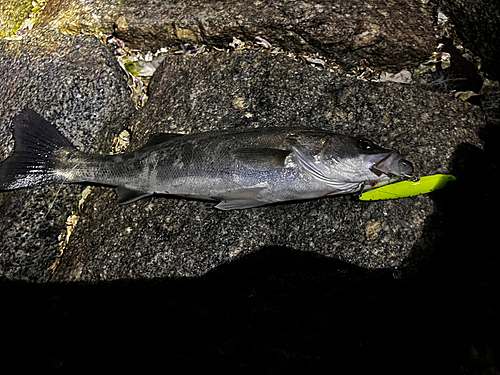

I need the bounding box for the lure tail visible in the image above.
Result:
[0,108,82,191]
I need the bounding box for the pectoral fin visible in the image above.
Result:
[231,148,290,169]
[115,186,152,204]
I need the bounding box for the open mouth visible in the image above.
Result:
[370,153,415,180]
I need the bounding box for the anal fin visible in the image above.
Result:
[215,199,269,210]
[115,186,152,204]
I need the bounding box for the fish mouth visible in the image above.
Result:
[369,152,415,179]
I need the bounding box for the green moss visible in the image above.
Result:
[0,0,35,38]
[124,61,139,76]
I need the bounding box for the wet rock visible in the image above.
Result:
[0,29,135,281]
[35,0,436,71]
[50,50,485,282]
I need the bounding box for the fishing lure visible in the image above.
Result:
[359,174,456,201]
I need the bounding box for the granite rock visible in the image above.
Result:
[50,50,485,282]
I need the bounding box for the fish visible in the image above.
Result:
[0,108,414,210]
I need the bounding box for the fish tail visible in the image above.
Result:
[0,108,82,191]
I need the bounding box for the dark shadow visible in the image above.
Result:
[0,245,477,374]
[401,103,500,374]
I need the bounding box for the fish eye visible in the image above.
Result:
[359,139,374,151]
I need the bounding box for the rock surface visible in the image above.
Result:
[35,0,435,71]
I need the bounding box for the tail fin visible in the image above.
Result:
[0,108,78,191]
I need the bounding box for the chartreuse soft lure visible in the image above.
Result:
[359,174,456,201]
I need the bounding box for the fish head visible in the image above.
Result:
[320,136,414,188]
[369,152,414,179]
[355,138,414,185]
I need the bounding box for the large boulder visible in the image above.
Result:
[50,50,485,281]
